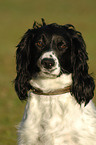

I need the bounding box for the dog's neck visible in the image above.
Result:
[29,85,71,95]
[30,74,72,93]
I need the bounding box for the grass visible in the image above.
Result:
[0,0,96,144]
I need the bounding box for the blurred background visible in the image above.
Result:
[0,0,96,144]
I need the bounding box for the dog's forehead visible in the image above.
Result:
[37,24,67,40]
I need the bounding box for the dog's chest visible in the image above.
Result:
[37,97,57,144]
[22,93,81,145]
[39,96,53,120]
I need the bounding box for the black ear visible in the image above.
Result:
[15,29,34,100]
[66,25,95,105]
[15,19,46,101]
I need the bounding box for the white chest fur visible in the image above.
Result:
[18,92,96,145]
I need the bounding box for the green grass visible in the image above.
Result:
[0,0,96,144]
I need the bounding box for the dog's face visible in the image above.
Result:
[31,26,72,78]
[15,20,95,105]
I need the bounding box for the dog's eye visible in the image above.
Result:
[60,44,67,49]
[57,42,67,50]
[36,41,43,47]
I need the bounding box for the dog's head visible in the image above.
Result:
[15,19,95,105]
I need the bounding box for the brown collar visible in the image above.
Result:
[30,85,71,95]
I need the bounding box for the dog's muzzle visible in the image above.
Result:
[38,51,60,76]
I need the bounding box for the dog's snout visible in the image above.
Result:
[41,58,55,69]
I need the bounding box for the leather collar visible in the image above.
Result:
[29,85,71,95]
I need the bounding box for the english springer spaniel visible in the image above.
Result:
[15,19,96,145]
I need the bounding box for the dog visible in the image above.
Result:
[15,19,96,145]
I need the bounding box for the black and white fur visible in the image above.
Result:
[15,19,96,145]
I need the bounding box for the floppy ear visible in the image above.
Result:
[65,24,95,105]
[15,29,34,100]
[72,29,95,105]
[15,19,46,100]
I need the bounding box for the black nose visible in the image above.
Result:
[41,58,55,69]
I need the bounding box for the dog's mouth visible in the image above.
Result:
[38,59,61,77]
[38,67,60,78]
[44,68,57,74]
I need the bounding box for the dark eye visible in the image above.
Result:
[36,41,43,47]
[57,41,67,50]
